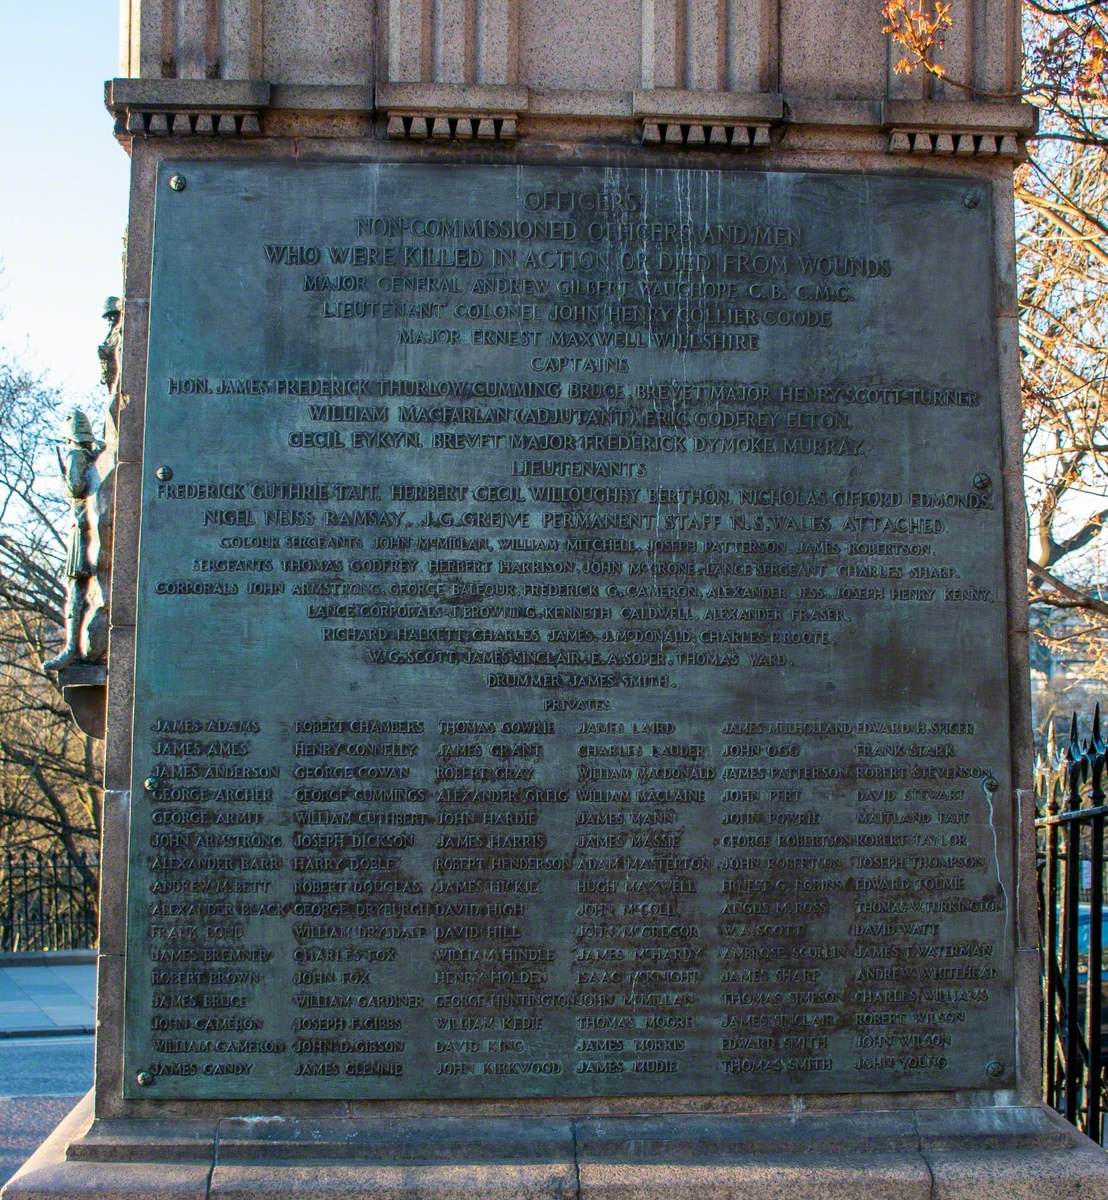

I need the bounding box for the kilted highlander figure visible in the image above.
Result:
[44,408,104,671]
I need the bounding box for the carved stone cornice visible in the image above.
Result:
[103,78,1038,155]
[105,79,270,138]
[881,99,1037,158]
[386,113,518,141]
[641,121,772,148]
[634,89,783,149]
[377,83,526,142]
[887,129,1021,156]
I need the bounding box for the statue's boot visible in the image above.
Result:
[45,592,84,671]
[44,643,81,671]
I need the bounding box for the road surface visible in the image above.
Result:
[0,1035,92,1186]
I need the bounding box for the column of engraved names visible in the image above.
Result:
[429,715,570,1083]
[571,716,715,1081]
[142,715,281,1085]
[287,718,427,1083]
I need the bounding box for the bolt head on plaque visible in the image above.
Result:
[983,777,999,794]
[143,775,160,793]
[963,192,980,209]
[985,1059,1005,1079]
[973,472,992,490]
[155,465,173,481]
[168,174,187,192]
[135,1070,155,1087]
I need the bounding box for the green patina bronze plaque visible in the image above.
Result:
[125,161,1015,1099]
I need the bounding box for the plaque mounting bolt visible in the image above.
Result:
[135,1070,155,1087]
[983,777,999,794]
[168,174,187,192]
[985,1059,1005,1079]
[155,466,173,482]
[973,472,992,490]
[143,775,160,793]
[963,192,980,209]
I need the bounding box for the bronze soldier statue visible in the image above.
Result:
[98,295,123,402]
[44,409,104,671]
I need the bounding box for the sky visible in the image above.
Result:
[0,4,130,408]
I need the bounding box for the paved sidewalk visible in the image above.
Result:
[0,954,95,1037]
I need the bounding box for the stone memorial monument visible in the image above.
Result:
[7,0,1108,1195]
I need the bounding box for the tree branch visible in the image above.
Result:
[1028,559,1108,617]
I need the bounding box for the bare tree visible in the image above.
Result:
[885,1,1108,726]
[0,354,100,897]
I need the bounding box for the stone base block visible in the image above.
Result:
[6,1095,1108,1199]
[1,1096,209,1198]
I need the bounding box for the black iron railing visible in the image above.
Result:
[0,850,98,952]
[1037,707,1108,1144]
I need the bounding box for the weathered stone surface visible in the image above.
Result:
[631,90,784,119]
[101,624,133,793]
[924,1147,1108,1198]
[214,1116,575,1163]
[208,1163,580,1199]
[106,80,272,110]
[577,1156,934,1199]
[94,791,130,957]
[575,1111,922,1159]
[66,1114,217,1164]
[12,1103,1108,1198]
[263,0,374,86]
[914,1103,1077,1151]
[3,1161,212,1199]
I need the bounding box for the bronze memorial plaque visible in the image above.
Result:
[125,162,1015,1099]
